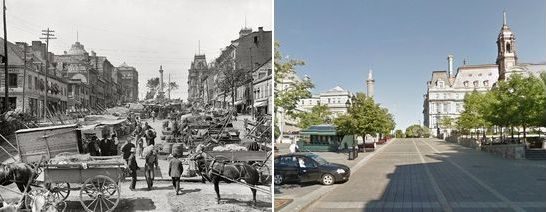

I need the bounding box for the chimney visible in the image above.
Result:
[91,51,96,57]
[258,27,263,32]
[447,54,454,77]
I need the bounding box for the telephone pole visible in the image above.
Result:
[168,73,171,99]
[3,0,8,112]
[40,28,56,118]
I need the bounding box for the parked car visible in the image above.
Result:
[274,152,350,186]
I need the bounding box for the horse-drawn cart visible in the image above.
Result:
[15,124,126,212]
[44,157,124,212]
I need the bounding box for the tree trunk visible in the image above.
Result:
[511,126,514,142]
[523,123,527,147]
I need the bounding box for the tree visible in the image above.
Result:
[146,77,160,90]
[274,42,314,118]
[334,93,395,140]
[405,124,430,138]
[439,116,454,130]
[168,82,179,92]
[297,104,332,129]
[457,91,490,138]
[218,58,248,108]
[491,74,546,142]
[394,129,405,138]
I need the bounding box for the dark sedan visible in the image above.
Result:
[274,152,350,186]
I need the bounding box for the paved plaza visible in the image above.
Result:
[303,138,546,212]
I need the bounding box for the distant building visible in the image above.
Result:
[0,39,68,116]
[187,54,208,103]
[297,86,352,118]
[117,62,139,103]
[252,59,272,115]
[423,12,546,137]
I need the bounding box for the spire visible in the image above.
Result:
[503,10,507,26]
[367,69,373,80]
[76,30,79,42]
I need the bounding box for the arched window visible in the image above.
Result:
[506,42,511,53]
[463,81,469,88]
[483,80,489,87]
[473,80,479,87]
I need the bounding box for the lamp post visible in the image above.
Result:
[345,98,357,159]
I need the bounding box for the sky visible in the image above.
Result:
[275,0,546,130]
[4,0,272,100]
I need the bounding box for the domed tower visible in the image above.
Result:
[497,11,518,80]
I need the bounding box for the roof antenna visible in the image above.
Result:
[244,15,247,28]
[76,30,79,42]
[198,40,200,55]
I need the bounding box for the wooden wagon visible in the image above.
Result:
[44,157,125,212]
[15,124,126,212]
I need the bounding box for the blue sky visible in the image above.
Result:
[275,0,546,130]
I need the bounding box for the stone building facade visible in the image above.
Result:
[423,12,546,137]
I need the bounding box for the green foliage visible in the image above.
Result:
[456,74,546,136]
[274,42,314,118]
[394,129,405,138]
[457,91,490,131]
[297,104,332,129]
[334,93,395,137]
[439,116,455,129]
[405,124,431,138]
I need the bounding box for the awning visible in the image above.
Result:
[253,101,268,107]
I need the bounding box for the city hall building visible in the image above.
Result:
[423,12,546,137]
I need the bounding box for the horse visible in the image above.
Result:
[193,152,260,205]
[0,162,35,193]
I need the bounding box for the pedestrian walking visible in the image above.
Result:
[145,129,156,146]
[121,138,136,164]
[144,146,158,190]
[289,141,299,153]
[128,147,139,190]
[137,136,145,158]
[168,154,184,195]
[151,110,156,122]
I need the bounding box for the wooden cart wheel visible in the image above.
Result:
[48,182,70,201]
[79,175,120,212]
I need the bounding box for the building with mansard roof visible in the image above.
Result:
[423,12,546,137]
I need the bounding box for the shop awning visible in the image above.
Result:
[253,101,268,107]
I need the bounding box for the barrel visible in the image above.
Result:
[172,143,185,157]
[162,143,173,155]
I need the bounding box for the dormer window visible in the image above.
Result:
[473,80,479,87]
[483,80,489,87]
[463,81,469,87]
[436,80,444,88]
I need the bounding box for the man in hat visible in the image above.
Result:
[128,147,139,190]
[168,154,184,195]
[121,138,136,164]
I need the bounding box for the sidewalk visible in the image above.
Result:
[275,139,397,211]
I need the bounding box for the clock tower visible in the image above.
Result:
[496,11,518,80]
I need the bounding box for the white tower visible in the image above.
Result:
[158,65,165,99]
[497,11,518,80]
[366,70,375,98]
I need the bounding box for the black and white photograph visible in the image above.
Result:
[0,0,272,211]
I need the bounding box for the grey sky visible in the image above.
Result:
[5,0,272,100]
